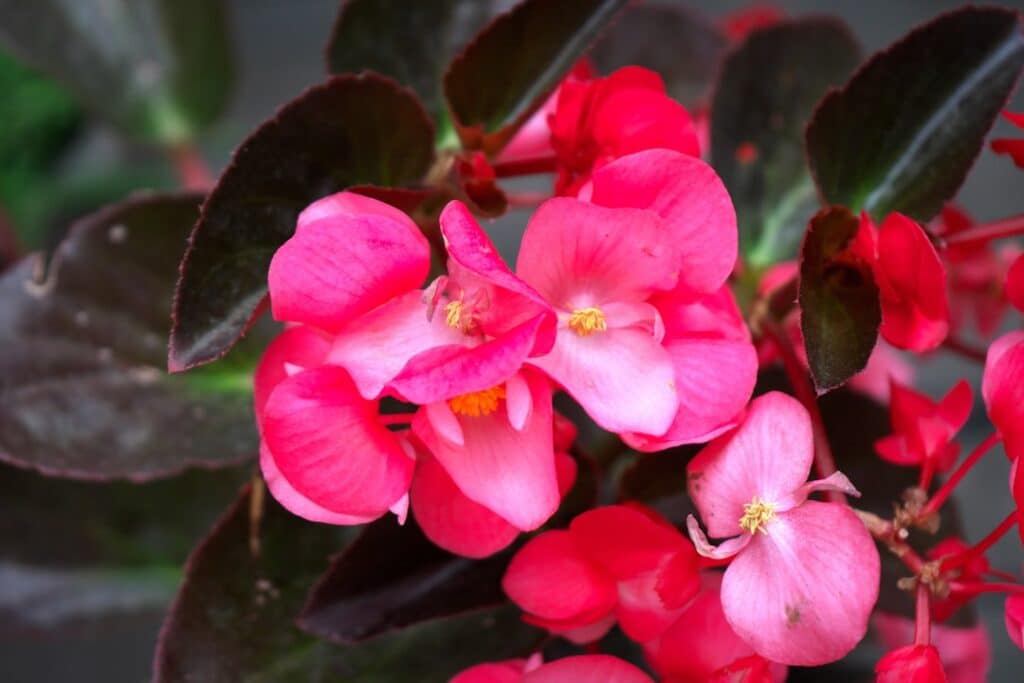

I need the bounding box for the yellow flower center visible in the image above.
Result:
[448,385,506,417]
[567,307,607,336]
[445,300,465,329]
[739,497,777,535]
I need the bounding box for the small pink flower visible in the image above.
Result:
[686,392,880,666]
[517,149,755,443]
[927,538,990,623]
[451,654,654,683]
[502,504,701,643]
[1005,594,1024,650]
[875,644,948,682]
[874,612,991,683]
[982,331,1024,463]
[874,379,972,473]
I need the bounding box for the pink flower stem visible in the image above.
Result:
[506,191,550,208]
[987,568,1020,582]
[942,510,1017,572]
[918,458,937,491]
[948,580,1024,597]
[378,413,415,426]
[921,432,1001,518]
[942,335,988,364]
[943,213,1024,249]
[761,319,844,503]
[169,142,215,190]
[491,155,559,178]
[914,583,932,646]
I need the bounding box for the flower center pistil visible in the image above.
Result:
[448,385,506,417]
[568,307,607,336]
[739,497,777,535]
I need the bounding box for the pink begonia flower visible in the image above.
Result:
[874,380,972,474]
[549,67,700,195]
[932,205,1021,337]
[685,392,880,666]
[1008,252,1024,313]
[452,655,654,683]
[927,538,990,623]
[1005,594,1024,649]
[257,192,564,538]
[982,331,1024,463]
[875,644,948,683]
[517,149,756,443]
[502,504,701,644]
[874,612,991,683]
[855,212,950,353]
[643,572,787,682]
[990,110,1024,169]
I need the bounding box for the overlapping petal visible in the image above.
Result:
[982,331,1024,461]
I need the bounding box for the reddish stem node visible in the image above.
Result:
[491,155,559,178]
[921,432,1001,518]
[943,213,1024,249]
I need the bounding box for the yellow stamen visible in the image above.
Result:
[448,385,506,417]
[568,307,607,336]
[444,300,464,329]
[739,497,777,535]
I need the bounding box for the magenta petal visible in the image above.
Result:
[412,370,558,531]
[686,516,752,560]
[262,366,414,517]
[615,572,686,642]
[409,454,518,558]
[529,327,678,436]
[522,655,654,683]
[517,197,680,305]
[687,392,814,539]
[983,331,1024,461]
[253,326,331,430]
[296,190,415,231]
[451,661,526,683]
[268,209,429,331]
[589,149,737,295]
[569,505,688,579]
[720,501,880,666]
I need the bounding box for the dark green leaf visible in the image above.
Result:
[169,74,435,371]
[806,6,1024,222]
[798,207,881,394]
[0,0,233,144]
[616,447,699,525]
[154,485,542,683]
[298,517,508,642]
[711,18,860,267]
[326,0,499,129]
[0,192,263,479]
[592,3,726,107]
[444,0,627,154]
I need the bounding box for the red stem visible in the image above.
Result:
[942,336,988,364]
[761,320,844,502]
[943,510,1017,571]
[914,583,931,646]
[169,143,215,190]
[921,432,1001,517]
[988,569,1020,582]
[918,458,937,492]
[949,581,1024,596]
[491,155,559,178]
[943,213,1024,249]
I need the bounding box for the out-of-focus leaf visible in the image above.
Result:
[444,0,627,154]
[798,207,880,394]
[0,0,233,144]
[592,2,726,106]
[806,6,1024,222]
[298,517,509,642]
[169,74,434,371]
[154,485,542,683]
[616,447,699,525]
[711,18,860,267]
[0,192,262,480]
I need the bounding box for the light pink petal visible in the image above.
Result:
[589,149,737,295]
[720,501,880,666]
[409,454,518,559]
[602,301,665,341]
[505,371,533,431]
[262,366,414,517]
[296,190,415,231]
[254,326,331,430]
[259,442,378,525]
[568,505,689,579]
[425,400,465,446]
[529,326,678,436]
[777,471,861,512]
[522,655,654,683]
[686,516,752,560]
[687,392,814,539]
[1005,594,1024,650]
[451,660,527,683]
[440,201,557,353]
[625,337,757,451]
[849,341,914,404]
[516,197,680,306]
[268,211,429,331]
[983,331,1024,461]
[389,315,548,405]
[412,370,558,530]
[328,290,465,399]
[502,531,617,626]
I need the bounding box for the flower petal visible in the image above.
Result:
[589,149,737,295]
[409,453,519,559]
[254,326,331,430]
[983,331,1024,461]
[569,505,690,579]
[296,190,415,231]
[522,655,654,683]
[268,206,429,332]
[530,326,678,436]
[687,392,814,539]
[720,501,880,666]
[262,366,414,517]
[451,661,526,683]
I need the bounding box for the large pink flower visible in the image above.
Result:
[686,392,880,666]
[517,149,755,443]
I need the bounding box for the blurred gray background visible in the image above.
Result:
[3,1,1024,680]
